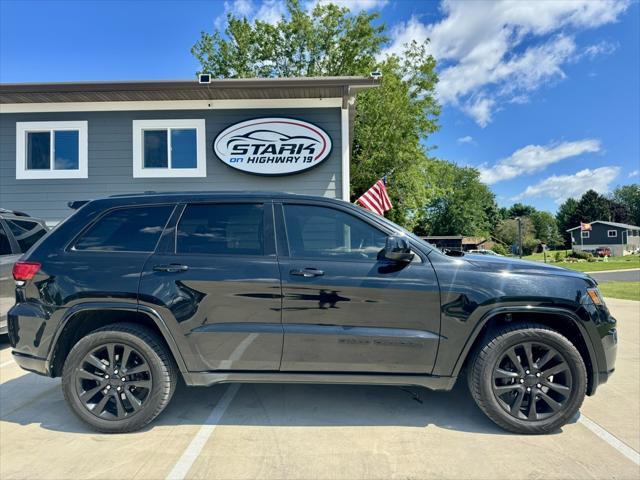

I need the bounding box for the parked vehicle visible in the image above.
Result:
[467,249,502,256]
[0,209,48,334]
[8,192,617,434]
[595,247,612,258]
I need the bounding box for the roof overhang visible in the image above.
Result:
[0,77,379,104]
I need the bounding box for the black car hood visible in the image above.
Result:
[462,254,592,282]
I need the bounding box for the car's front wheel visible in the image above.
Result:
[468,323,587,434]
[62,323,177,433]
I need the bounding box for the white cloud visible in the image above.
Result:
[463,96,495,128]
[582,40,619,59]
[479,139,601,184]
[214,0,286,28]
[256,0,287,23]
[382,0,630,126]
[314,0,388,10]
[514,166,620,202]
[457,135,474,144]
[215,0,386,29]
[629,169,640,178]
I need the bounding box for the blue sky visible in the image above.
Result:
[1,0,638,213]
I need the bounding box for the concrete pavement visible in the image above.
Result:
[1,299,638,479]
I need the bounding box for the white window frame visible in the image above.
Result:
[607,230,617,238]
[581,231,590,239]
[16,121,88,179]
[132,119,206,178]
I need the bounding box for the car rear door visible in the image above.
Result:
[275,201,441,374]
[138,200,283,372]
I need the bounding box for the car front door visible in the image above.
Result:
[276,202,441,374]
[139,201,283,372]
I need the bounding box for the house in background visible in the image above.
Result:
[567,221,640,256]
[422,235,502,253]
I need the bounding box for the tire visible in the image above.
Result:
[62,323,177,433]
[468,322,587,434]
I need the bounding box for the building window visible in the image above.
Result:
[16,121,88,179]
[132,119,206,178]
[581,231,590,239]
[607,230,617,238]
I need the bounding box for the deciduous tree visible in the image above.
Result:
[191,0,441,229]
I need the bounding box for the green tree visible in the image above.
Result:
[556,197,580,247]
[575,189,613,223]
[494,217,537,255]
[611,184,640,225]
[507,203,537,218]
[191,0,441,229]
[416,161,498,236]
[530,211,562,246]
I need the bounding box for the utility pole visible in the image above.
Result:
[517,217,523,258]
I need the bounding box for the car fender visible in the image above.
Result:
[49,301,188,373]
[450,305,599,388]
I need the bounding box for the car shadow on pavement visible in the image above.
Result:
[0,370,574,436]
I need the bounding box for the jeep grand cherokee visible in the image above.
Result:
[8,192,617,434]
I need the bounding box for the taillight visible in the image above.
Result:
[13,261,41,281]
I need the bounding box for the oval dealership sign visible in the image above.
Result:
[213,117,332,176]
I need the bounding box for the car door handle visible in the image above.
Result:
[290,268,324,278]
[153,264,189,273]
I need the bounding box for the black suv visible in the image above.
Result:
[8,192,617,434]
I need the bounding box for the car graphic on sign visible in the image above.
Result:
[213,118,333,176]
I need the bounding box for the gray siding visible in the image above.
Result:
[0,108,342,222]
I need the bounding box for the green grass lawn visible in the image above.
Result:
[599,281,640,301]
[521,250,640,272]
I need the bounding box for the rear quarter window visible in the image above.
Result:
[73,205,174,252]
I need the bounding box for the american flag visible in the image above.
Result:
[356,178,393,216]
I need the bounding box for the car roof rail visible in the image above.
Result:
[0,207,30,217]
[68,200,90,210]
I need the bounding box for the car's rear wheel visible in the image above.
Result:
[62,323,177,433]
[468,323,587,434]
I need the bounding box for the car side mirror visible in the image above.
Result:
[379,235,414,263]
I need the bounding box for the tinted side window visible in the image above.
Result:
[177,204,264,255]
[283,205,386,260]
[5,219,47,253]
[0,223,13,255]
[74,205,173,252]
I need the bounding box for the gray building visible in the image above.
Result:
[567,220,640,256]
[0,77,378,224]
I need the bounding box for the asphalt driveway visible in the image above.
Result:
[1,299,638,479]
[590,269,640,283]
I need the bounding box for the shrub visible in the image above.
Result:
[554,251,562,263]
[492,243,508,256]
[571,251,593,260]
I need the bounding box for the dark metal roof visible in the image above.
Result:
[0,77,379,104]
[566,220,640,231]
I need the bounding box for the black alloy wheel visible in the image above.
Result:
[74,342,152,420]
[492,342,572,421]
[468,323,587,434]
[62,323,177,433]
